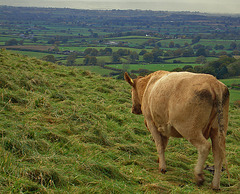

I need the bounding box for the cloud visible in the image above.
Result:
[0,0,239,14]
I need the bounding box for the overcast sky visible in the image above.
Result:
[0,0,239,14]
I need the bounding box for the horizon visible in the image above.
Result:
[0,0,240,15]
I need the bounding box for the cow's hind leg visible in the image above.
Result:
[189,136,211,186]
[146,119,169,173]
[210,128,225,190]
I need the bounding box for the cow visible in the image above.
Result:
[124,70,229,190]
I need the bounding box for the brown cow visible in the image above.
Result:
[124,71,229,190]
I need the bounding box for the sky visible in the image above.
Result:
[0,0,240,14]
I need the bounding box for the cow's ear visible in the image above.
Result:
[124,72,134,86]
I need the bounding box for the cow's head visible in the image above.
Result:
[124,72,142,115]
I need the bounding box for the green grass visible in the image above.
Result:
[165,57,218,63]
[159,39,192,47]
[107,63,202,72]
[8,50,65,59]
[221,78,240,104]
[198,39,240,48]
[0,49,239,193]
[76,65,116,76]
[106,36,162,45]
[59,46,151,53]
[220,78,240,87]
[228,89,240,103]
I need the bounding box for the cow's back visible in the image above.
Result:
[142,72,228,138]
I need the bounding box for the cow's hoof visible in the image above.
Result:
[212,188,220,192]
[160,169,167,174]
[196,173,204,186]
[211,183,220,191]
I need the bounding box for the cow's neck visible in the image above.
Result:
[136,75,152,104]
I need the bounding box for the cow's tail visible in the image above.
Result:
[216,88,230,184]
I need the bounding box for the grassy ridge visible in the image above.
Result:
[0,49,239,193]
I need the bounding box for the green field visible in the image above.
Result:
[198,39,240,48]
[58,46,151,53]
[8,50,65,59]
[107,63,201,72]
[106,36,162,45]
[77,65,116,76]
[165,57,218,63]
[0,50,239,193]
[159,39,192,47]
[221,78,240,103]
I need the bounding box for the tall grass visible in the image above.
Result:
[0,49,239,193]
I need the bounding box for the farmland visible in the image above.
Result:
[0,6,240,76]
[0,6,239,104]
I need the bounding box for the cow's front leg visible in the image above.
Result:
[146,119,169,173]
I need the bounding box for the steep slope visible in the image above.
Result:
[0,49,239,193]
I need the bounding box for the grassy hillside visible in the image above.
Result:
[0,49,239,193]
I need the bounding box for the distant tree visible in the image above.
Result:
[196,48,207,57]
[152,47,163,62]
[171,68,183,72]
[5,39,18,46]
[112,52,121,63]
[42,55,56,63]
[84,48,98,56]
[201,66,215,75]
[48,38,55,44]
[62,38,68,44]
[129,51,139,63]
[156,42,162,47]
[84,55,97,65]
[104,48,112,55]
[117,49,130,56]
[84,48,92,56]
[54,41,61,46]
[90,48,98,56]
[183,65,193,71]
[18,40,24,45]
[175,44,181,48]
[227,60,240,76]
[182,48,194,57]
[193,44,205,49]
[92,33,98,38]
[32,37,38,43]
[173,49,183,57]
[229,42,237,50]
[210,50,216,56]
[232,50,240,56]
[217,51,228,57]
[66,53,77,66]
[204,56,236,77]
[143,39,157,47]
[143,52,154,63]
[139,49,147,55]
[217,66,229,79]
[163,50,174,57]
[191,35,201,44]
[169,41,175,48]
[196,56,207,64]
[194,65,204,73]
[184,42,189,47]
[53,45,59,52]
[214,44,224,50]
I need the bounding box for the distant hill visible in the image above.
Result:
[0,49,239,193]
